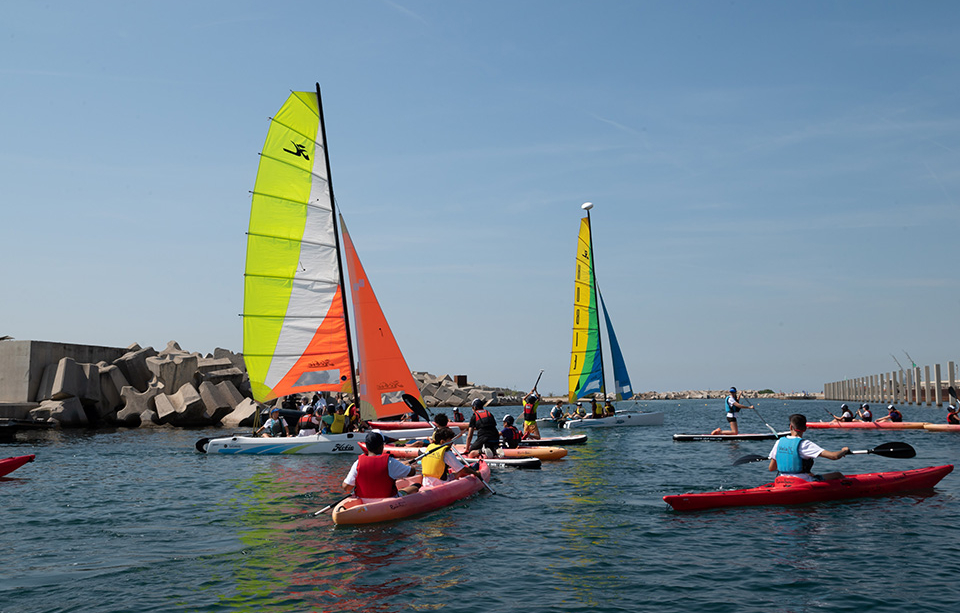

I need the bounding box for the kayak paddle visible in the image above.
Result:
[749,402,778,436]
[733,441,917,466]
[314,494,351,516]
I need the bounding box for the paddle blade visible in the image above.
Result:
[401,393,430,422]
[733,454,769,466]
[869,442,916,459]
[948,386,958,401]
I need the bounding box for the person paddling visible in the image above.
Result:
[767,414,851,481]
[947,405,959,425]
[710,387,754,435]
[419,427,477,489]
[827,403,854,423]
[856,403,873,422]
[341,432,419,501]
[521,389,542,440]
[876,405,903,423]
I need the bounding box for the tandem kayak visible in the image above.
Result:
[673,432,788,441]
[805,421,927,430]
[923,424,960,432]
[379,443,568,461]
[663,464,953,512]
[331,460,491,524]
[0,455,35,478]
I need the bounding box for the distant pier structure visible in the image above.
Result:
[825,361,957,406]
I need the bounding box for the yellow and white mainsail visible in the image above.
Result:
[243,86,355,403]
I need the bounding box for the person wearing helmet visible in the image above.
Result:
[710,387,755,435]
[876,405,903,423]
[947,405,959,425]
[856,403,873,422]
[828,404,854,423]
[256,406,290,437]
[465,398,501,458]
[500,414,522,449]
[521,388,542,440]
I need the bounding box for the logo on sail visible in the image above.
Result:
[283,141,310,159]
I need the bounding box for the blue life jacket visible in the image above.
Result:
[776,437,813,474]
[725,396,739,414]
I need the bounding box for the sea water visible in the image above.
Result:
[2,399,959,613]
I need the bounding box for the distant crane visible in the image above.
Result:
[903,350,917,369]
[891,354,905,373]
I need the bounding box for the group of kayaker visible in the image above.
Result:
[826,403,903,423]
[341,429,482,501]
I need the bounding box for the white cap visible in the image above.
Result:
[581,202,594,210]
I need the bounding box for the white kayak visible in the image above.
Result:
[563,412,664,429]
[196,427,435,455]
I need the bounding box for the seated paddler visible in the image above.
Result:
[419,427,477,489]
[767,413,850,481]
[341,432,419,500]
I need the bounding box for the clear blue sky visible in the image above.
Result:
[3,1,959,395]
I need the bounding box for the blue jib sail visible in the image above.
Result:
[599,289,633,401]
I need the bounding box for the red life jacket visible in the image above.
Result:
[354,454,397,499]
[298,415,317,430]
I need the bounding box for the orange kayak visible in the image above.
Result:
[331,460,491,524]
[805,421,927,430]
[923,423,960,432]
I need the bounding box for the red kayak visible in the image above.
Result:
[367,420,469,430]
[0,455,35,478]
[664,464,953,512]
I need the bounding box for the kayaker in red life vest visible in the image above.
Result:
[464,398,501,458]
[767,414,851,481]
[947,405,960,425]
[856,403,873,422]
[296,407,320,436]
[452,407,465,422]
[500,415,523,449]
[876,405,903,423]
[341,432,419,500]
[710,387,755,435]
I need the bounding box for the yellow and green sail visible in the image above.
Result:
[569,217,604,401]
[243,89,353,403]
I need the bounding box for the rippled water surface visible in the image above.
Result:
[3,399,960,613]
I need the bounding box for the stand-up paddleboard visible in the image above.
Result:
[518,434,587,446]
[673,432,788,441]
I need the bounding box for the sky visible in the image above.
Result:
[2,1,959,396]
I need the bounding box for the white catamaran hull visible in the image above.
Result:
[198,427,434,455]
[563,412,664,429]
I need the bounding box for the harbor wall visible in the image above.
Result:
[0,340,128,403]
[824,361,957,406]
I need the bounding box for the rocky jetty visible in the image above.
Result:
[413,372,521,408]
[29,341,255,429]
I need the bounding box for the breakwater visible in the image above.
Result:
[825,361,957,406]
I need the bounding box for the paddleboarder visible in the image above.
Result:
[464,398,501,458]
[710,387,755,435]
[767,414,851,481]
[521,389,542,439]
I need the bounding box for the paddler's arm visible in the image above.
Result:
[819,447,851,460]
[464,427,475,451]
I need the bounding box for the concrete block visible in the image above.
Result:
[139,409,161,427]
[146,352,198,394]
[116,382,161,426]
[79,362,101,405]
[42,397,89,428]
[221,397,259,428]
[98,364,129,415]
[198,381,234,423]
[196,366,244,388]
[215,380,244,408]
[114,346,158,392]
[156,382,206,426]
[48,357,86,401]
[213,348,246,372]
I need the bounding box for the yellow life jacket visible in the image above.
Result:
[421,443,450,479]
[330,413,346,434]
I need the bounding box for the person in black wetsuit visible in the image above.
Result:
[464,398,500,458]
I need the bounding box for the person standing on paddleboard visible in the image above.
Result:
[767,414,851,481]
[341,432,419,501]
[464,398,501,458]
[710,387,754,435]
[521,389,542,439]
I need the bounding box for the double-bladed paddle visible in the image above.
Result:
[403,393,496,494]
[732,441,916,466]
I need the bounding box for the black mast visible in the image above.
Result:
[315,82,361,410]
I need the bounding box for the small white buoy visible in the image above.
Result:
[581,202,594,210]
